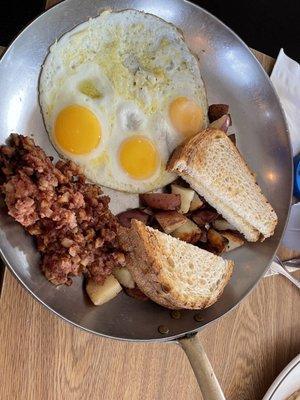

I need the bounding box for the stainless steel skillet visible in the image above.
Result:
[0,0,292,398]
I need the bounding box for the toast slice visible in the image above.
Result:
[119,220,234,310]
[167,128,278,241]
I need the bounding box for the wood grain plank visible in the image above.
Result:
[0,270,201,400]
[199,272,300,400]
[251,48,276,72]
[1,267,299,400]
[46,0,60,8]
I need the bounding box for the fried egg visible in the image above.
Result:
[39,10,208,193]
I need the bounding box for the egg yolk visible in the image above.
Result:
[169,96,204,138]
[119,136,159,180]
[54,104,101,155]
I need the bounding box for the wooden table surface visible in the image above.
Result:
[0,2,299,399]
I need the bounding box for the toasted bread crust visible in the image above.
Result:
[119,220,234,309]
[167,128,278,241]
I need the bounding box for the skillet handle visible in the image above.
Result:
[179,334,226,400]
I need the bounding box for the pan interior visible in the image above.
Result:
[0,0,291,341]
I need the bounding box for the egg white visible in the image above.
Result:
[84,127,175,193]
[39,9,208,193]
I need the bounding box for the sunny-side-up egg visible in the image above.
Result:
[39,9,208,193]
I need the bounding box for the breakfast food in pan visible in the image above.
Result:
[0,9,278,311]
[119,220,234,310]
[0,134,125,286]
[167,128,278,241]
[117,183,245,255]
[39,9,208,194]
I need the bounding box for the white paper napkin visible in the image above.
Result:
[264,49,300,277]
[271,49,300,156]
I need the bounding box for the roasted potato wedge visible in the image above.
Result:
[212,218,236,231]
[155,210,187,234]
[171,184,195,213]
[209,114,231,133]
[124,286,149,301]
[192,209,219,226]
[171,219,202,244]
[207,228,228,255]
[113,267,135,289]
[208,104,229,122]
[139,193,181,210]
[117,209,150,228]
[222,231,245,252]
[86,275,122,306]
[189,192,204,212]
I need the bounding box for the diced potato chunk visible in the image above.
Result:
[86,275,122,306]
[189,192,204,212]
[117,209,150,228]
[113,267,135,289]
[155,210,187,234]
[222,231,245,252]
[171,184,195,213]
[192,209,219,226]
[171,219,202,244]
[212,218,236,231]
[139,193,181,210]
[207,228,228,254]
[208,104,229,122]
[209,114,231,133]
